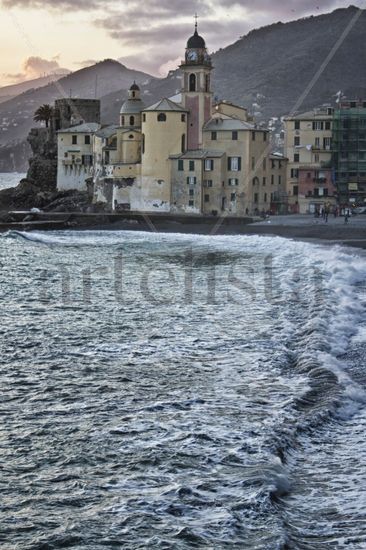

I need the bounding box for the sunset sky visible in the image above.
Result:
[0,0,363,87]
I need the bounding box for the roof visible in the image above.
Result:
[187,29,206,49]
[130,82,140,91]
[285,109,333,121]
[95,124,118,138]
[144,97,187,112]
[204,117,256,131]
[170,150,225,160]
[57,122,100,134]
[120,98,145,114]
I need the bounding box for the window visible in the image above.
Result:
[72,135,77,145]
[181,134,186,153]
[291,168,299,178]
[132,91,136,98]
[294,153,300,162]
[64,152,68,158]
[178,159,184,171]
[252,157,255,170]
[264,193,267,202]
[181,114,186,122]
[294,136,300,146]
[278,175,282,185]
[312,121,324,131]
[325,121,331,130]
[295,120,300,130]
[228,178,239,186]
[211,131,217,140]
[189,189,194,197]
[204,159,214,171]
[253,177,259,186]
[205,75,210,92]
[204,180,213,187]
[189,200,194,207]
[142,114,146,122]
[263,132,267,142]
[189,160,195,171]
[82,154,93,166]
[230,193,236,201]
[187,176,197,185]
[293,185,298,196]
[189,73,196,92]
[314,153,320,163]
[142,134,145,154]
[129,134,134,139]
[121,116,125,125]
[130,116,135,126]
[262,177,266,186]
[228,156,241,171]
[254,193,259,203]
[252,131,256,141]
[232,131,238,140]
[84,135,91,145]
[204,194,210,203]
[157,113,166,122]
[271,174,274,185]
[323,137,331,150]
[315,137,320,148]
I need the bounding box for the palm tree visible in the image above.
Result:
[33,104,53,128]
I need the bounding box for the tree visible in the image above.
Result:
[33,104,53,128]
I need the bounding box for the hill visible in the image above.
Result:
[0,73,70,104]
[0,59,154,147]
[2,5,366,170]
[101,7,366,124]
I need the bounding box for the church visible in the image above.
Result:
[57,23,287,216]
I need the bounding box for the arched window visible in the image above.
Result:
[121,116,125,125]
[205,75,210,92]
[253,177,260,186]
[189,73,196,92]
[157,113,166,122]
[132,91,135,98]
[129,115,135,126]
[181,114,186,122]
[142,134,145,154]
[129,134,134,139]
[181,134,186,153]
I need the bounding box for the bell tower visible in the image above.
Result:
[180,17,213,150]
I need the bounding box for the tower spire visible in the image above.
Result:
[194,13,199,33]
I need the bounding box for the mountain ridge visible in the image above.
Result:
[1,5,366,171]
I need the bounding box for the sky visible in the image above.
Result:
[0,0,364,87]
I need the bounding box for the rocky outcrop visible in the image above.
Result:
[26,127,57,191]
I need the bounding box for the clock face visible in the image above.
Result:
[187,50,198,62]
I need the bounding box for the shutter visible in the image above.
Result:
[228,157,231,170]
[238,157,241,171]
[211,160,214,170]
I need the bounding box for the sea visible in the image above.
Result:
[0,229,366,549]
[0,172,26,191]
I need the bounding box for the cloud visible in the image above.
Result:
[1,55,69,85]
[23,55,60,77]
[74,59,99,68]
[1,0,364,77]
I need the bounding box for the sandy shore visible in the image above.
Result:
[1,212,366,250]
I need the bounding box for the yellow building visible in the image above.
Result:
[57,23,287,216]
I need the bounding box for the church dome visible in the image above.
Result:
[130,82,140,91]
[187,29,206,49]
[120,98,145,114]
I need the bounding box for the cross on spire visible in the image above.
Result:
[194,13,199,32]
